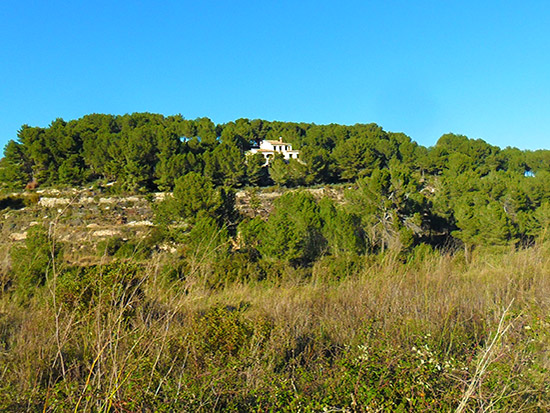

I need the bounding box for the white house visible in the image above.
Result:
[248,137,300,164]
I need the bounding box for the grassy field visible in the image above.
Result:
[1,238,549,411]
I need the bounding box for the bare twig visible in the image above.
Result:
[455,299,517,413]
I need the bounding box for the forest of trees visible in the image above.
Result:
[0,113,546,191]
[1,113,550,255]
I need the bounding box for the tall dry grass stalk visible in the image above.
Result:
[455,300,516,413]
[1,242,549,410]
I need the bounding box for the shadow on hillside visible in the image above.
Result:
[0,196,26,211]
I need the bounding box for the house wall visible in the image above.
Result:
[248,139,300,165]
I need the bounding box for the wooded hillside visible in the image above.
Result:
[2,113,550,253]
[1,115,550,410]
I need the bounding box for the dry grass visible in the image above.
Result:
[1,243,549,411]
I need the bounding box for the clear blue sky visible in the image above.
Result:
[1,0,550,152]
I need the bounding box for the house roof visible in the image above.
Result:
[265,140,291,146]
[249,148,300,154]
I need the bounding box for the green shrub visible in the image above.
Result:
[97,237,125,256]
[56,261,143,314]
[193,306,254,360]
[97,236,152,260]
[209,250,265,287]
[10,225,62,296]
[311,253,363,283]
[23,193,40,206]
[319,329,465,411]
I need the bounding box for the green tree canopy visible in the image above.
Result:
[259,191,325,265]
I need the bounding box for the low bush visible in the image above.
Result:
[97,236,152,260]
[10,224,62,297]
[56,261,144,315]
[1,239,550,410]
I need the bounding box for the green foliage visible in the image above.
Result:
[58,154,84,186]
[2,230,550,410]
[430,133,501,177]
[237,217,265,250]
[269,155,310,187]
[161,214,232,287]
[453,195,517,248]
[174,172,222,220]
[204,143,246,187]
[311,253,363,282]
[10,225,62,295]
[211,250,264,284]
[318,197,364,255]
[326,330,465,411]
[246,152,269,186]
[4,112,550,260]
[527,202,550,240]
[96,237,152,259]
[0,140,31,190]
[268,154,291,186]
[332,136,380,181]
[346,166,427,253]
[154,172,222,230]
[55,261,143,313]
[153,172,238,250]
[299,146,334,184]
[192,306,254,360]
[259,191,325,264]
[185,214,229,258]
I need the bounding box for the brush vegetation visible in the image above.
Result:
[1,234,549,411]
[1,114,550,411]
